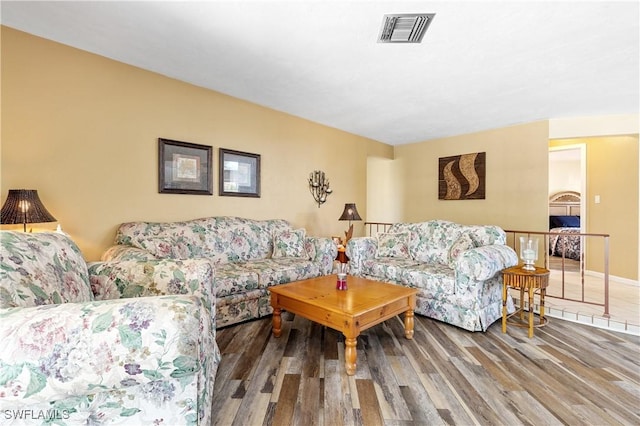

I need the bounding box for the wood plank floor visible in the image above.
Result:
[211,313,640,425]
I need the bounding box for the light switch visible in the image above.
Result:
[595,195,601,204]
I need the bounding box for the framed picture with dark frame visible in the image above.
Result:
[158,138,213,195]
[219,148,261,197]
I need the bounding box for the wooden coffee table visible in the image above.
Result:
[268,275,417,375]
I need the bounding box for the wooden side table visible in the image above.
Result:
[501,265,550,338]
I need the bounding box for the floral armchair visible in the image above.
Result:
[0,231,219,425]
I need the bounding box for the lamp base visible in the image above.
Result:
[522,262,536,271]
[344,224,354,244]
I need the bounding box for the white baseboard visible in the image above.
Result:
[513,297,640,336]
[545,308,640,336]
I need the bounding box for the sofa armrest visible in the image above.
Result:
[345,237,378,275]
[305,237,338,274]
[88,259,216,328]
[87,258,214,298]
[455,244,519,282]
[102,245,158,261]
[0,295,218,418]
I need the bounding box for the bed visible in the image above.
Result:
[548,191,582,261]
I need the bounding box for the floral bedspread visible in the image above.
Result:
[549,227,582,261]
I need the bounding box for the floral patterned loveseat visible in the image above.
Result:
[346,220,518,332]
[0,231,219,425]
[101,216,337,328]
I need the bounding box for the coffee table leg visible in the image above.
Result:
[272,307,282,338]
[344,336,357,375]
[404,309,415,339]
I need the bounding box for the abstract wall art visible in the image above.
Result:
[438,152,486,200]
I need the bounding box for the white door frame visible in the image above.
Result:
[549,143,587,233]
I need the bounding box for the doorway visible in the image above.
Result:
[548,143,586,271]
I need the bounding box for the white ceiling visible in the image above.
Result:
[1,1,638,145]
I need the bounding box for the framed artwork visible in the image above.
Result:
[438,152,486,200]
[158,138,213,195]
[219,148,261,197]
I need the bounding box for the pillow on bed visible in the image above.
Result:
[549,215,580,228]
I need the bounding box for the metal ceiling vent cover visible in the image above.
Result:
[378,13,435,43]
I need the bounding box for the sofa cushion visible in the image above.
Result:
[215,263,260,298]
[0,231,94,308]
[448,232,477,268]
[241,258,320,287]
[361,258,420,282]
[272,228,309,259]
[376,232,411,259]
[400,263,457,297]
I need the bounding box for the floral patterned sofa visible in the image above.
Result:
[346,220,518,332]
[101,216,337,328]
[0,231,219,425]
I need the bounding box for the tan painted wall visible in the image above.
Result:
[550,136,639,280]
[391,122,550,233]
[1,27,389,260]
[366,156,402,225]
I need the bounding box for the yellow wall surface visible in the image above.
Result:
[550,136,639,280]
[391,122,550,233]
[366,156,402,224]
[1,27,390,260]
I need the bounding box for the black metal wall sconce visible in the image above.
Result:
[308,170,332,207]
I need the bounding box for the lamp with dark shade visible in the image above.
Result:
[338,203,362,244]
[1,189,57,232]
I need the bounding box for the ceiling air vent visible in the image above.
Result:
[378,13,435,43]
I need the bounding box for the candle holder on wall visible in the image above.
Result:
[308,170,332,207]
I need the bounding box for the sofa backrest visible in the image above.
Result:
[0,231,94,308]
[462,224,507,246]
[114,216,293,264]
[387,220,506,265]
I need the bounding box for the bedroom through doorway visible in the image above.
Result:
[548,144,586,271]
